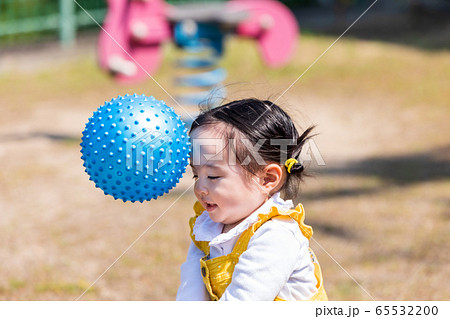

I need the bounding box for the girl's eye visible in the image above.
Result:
[192,175,219,180]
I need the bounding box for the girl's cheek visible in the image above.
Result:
[209,181,219,192]
[210,180,225,194]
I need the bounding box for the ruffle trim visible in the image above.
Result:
[192,192,294,245]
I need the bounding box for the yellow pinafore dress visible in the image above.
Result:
[190,201,328,301]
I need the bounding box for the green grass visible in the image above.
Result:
[34,280,94,295]
[2,34,449,110]
[221,34,450,109]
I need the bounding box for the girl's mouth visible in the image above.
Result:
[205,203,218,212]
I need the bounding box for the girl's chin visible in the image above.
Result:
[208,211,223,224]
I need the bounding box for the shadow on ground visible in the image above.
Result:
[324,144,450,184]
[304,144,450,202]
[0,131,80,144]
[293,1,450,51]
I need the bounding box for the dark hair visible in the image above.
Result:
[189,98,315,199]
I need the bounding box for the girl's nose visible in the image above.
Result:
[194,179,208,196]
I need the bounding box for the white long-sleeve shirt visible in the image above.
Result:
[176,193,318,301]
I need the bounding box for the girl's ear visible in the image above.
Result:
[260,163,285,195]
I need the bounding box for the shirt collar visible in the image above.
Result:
[192,192,293,244]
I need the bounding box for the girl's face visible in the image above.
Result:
[190,125,268,228]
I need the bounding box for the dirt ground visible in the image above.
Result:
[0,9,449,300]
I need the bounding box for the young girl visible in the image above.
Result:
[176,98,327,301]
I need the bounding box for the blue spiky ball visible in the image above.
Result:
[80,94,191,202]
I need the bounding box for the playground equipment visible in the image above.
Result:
[80,94,191,202]
[98,0,299,106]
